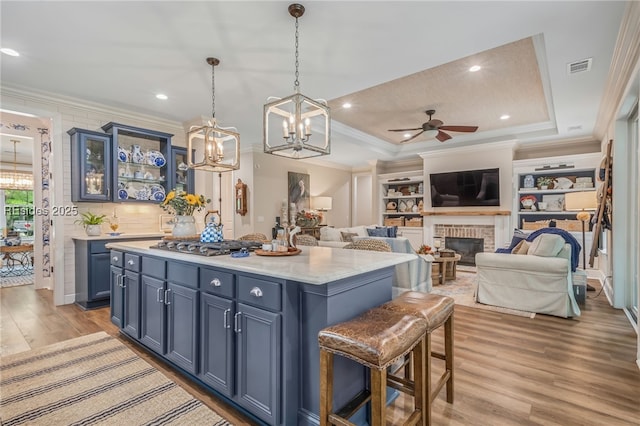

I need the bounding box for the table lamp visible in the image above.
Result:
[565,190,597,274]
[312,196,332,225]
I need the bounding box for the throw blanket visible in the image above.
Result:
[496,227,581,272]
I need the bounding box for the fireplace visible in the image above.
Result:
[445,237,484,266]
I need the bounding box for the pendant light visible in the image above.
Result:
[263,3,330,159]
[187,57,240,172]
[0,139,33,190]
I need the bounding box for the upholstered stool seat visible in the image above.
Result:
[380,292,455,425]
[318,307,429,425]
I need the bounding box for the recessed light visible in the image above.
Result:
[469,65,481,72]
[1,48,20,57]
[500,114,510,120]
[156,94,168,100]
[342,102,352,109]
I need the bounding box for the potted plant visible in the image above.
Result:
[75,211,107,236]
[536,176,552,189]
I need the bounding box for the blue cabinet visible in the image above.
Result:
[102,122,172,203]
[68,128,112,202]
[110,264,124,328]
[140,274,166,355]
[171,146,194,194]
[166,282,199,374]
[200,292,234,396]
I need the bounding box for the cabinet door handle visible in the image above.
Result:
[127,259,134,266]
[121,274,127,288]
[223,308,231,329]
[112,256,119,262]
[210,278,221,287]
[249,287,263,298]
[116,274,123,287]
[164,289,171,305]
[234,312,242,333]
[156,287,163,303]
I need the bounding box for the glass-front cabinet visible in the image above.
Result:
[171,147,194,194]
[102,122,172,203]
[69,128,112,202]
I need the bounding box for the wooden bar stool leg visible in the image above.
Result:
[413,337,426,426]
[370,368,386,426]
[445,315,454,403]
[320,349,333,426]
[425,333,432,426]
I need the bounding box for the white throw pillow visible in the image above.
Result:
[527,234,565,257]
[320,226,343,242]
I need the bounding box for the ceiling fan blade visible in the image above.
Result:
[436,131,452,142]
[400,130,425,143]
[388,127,423,132]
[439,125,479,133]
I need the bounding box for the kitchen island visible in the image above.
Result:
[106,240,415,426]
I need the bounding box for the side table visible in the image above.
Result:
[431,253,462,285]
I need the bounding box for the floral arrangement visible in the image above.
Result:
[296,210,323,226]
[417,244,433,255]
[160,189,210,216]
[536,176,552,187]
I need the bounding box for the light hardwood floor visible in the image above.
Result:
[1,282,639,425]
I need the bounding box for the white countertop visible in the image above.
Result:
[71,232,166,241]
[106,240,415,285]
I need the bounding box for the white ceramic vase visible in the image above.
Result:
[172,215,197,238]
[85,224,102,236]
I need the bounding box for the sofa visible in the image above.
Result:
[475,231,581,318]
[317,225,433,294]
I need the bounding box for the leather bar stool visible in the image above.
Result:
[318,307,429,426]
[380,292,455,426]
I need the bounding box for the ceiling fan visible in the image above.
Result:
[388,109,479,143]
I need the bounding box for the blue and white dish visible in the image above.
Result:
[152,191,166,202]
[136,187,151,200]
[147,150,166,167]
[117,147,129,162]
[118,188,128,200]
[149,184,164,194]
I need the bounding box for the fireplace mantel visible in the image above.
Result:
[421,210,511,216]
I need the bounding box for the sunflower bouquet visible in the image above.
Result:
[160,189,210,216]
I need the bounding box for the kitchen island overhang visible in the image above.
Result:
[106,240,415,426]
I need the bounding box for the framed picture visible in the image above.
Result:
[542,194,565,211]
[288,171,310,213]
[159,214,174,233]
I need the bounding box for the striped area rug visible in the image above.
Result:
[0,332,233,425]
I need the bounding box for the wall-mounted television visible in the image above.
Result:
[429,168,500,207]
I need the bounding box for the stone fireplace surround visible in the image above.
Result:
[421,210,512,255]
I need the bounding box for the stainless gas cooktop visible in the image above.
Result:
[151,239,262,256]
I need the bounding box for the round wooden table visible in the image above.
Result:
[431,253,462,285]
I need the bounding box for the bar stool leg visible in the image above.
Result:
[425,333,432,426]
[320,349,333,426]
[445,315,454,403]
[413,337,426,426]
[370,368,386,425]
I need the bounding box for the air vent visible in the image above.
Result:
[567,58,592,74]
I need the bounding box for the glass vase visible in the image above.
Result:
[172,215,197,238]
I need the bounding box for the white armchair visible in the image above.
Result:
[475,233,581,318]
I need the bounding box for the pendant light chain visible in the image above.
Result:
[294,16,300,91]
[211,61,216,119]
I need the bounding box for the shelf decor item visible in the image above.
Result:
[160,189,210,237]
[536,176,552,189]
[74,211,107,236]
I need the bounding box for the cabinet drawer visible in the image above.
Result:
[124,253,141,272]
[167,261,198,289]
[238,276,281,312]
[110,250,123,267]
[200,268,234,298]
[90,241,109,254]
[142,257,166,279]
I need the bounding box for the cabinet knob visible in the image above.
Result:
[210,278,222,287]
[249,287,263,298]
[112,256,119,262]
[127,259,134,266]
